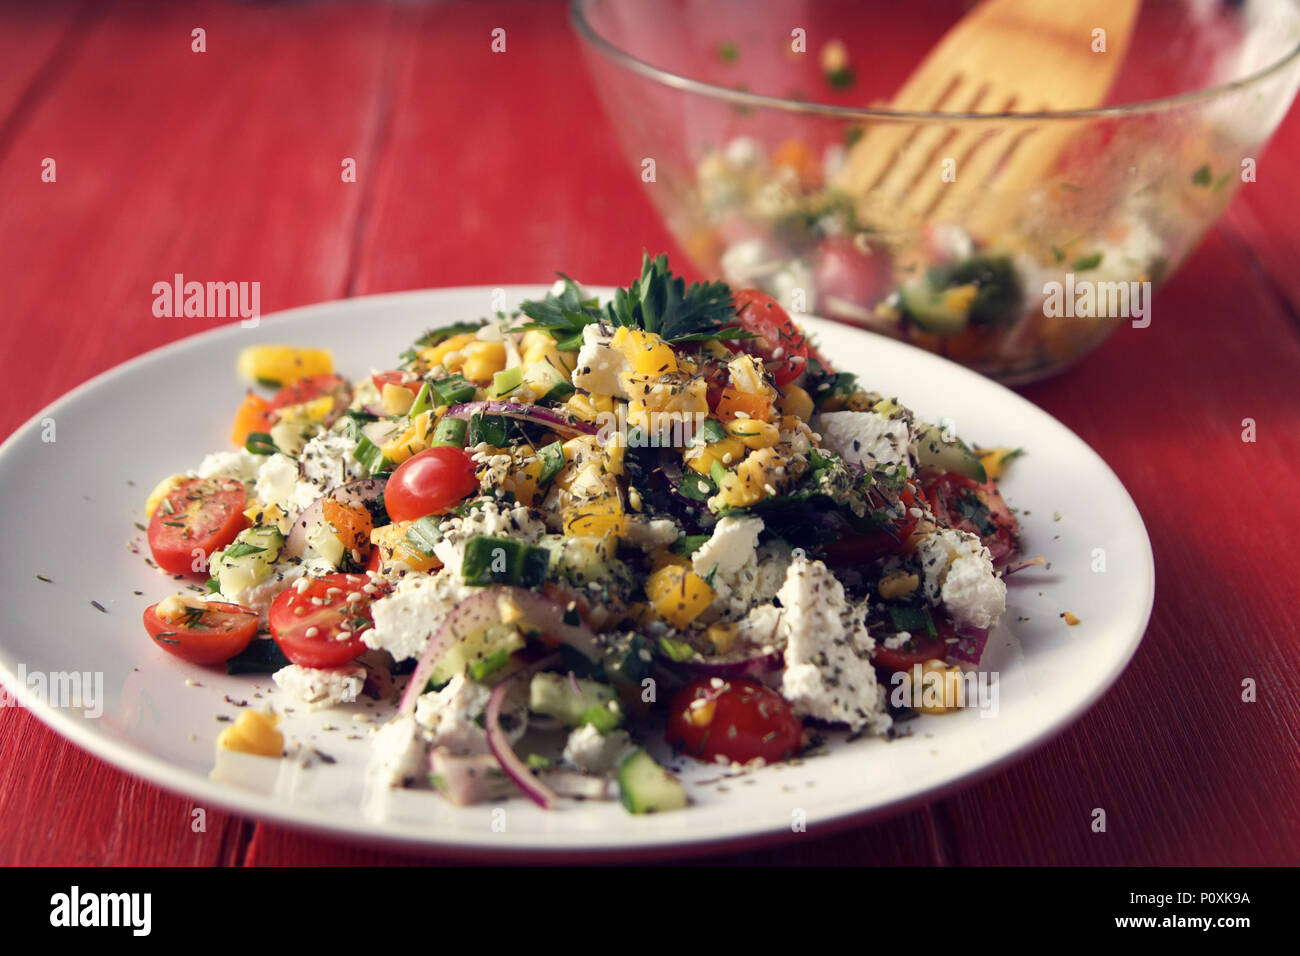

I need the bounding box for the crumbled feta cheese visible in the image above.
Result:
[882,631,911,650]
[298,431,361,492]
[413,673,525,756]
[273,663,366,709]
[916,529,1006,629]
[218,560,306,617]
[692,516,763,580]
[365,570,471,661]
[562,724,633,775]
[571,322,630,399]
[370,715,426,786]
[775,556,890,734]
[432,499,545,578]
[814,410,912,468]
[622,515,681,552]
[196,448,264,484]
[254,453,320,518]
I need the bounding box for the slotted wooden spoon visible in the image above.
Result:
[833,0,1140,236]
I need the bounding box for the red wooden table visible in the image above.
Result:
[1,0,1297,866]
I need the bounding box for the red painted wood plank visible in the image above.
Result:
[0,705,245,866]
[1223,103,1300,318]
[0,0,399,440]
[0,0,400,865]
[942,230,1300,865]
[0,1,89,136]
[347,0,682,294]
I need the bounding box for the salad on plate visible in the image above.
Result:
[138,254,1025,814]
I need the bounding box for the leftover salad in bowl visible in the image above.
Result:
[138,254,1027,815]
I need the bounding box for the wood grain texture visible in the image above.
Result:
[0,0,1297,867]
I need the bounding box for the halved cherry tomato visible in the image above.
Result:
[666,678,803,764]
[147,477,248,575]
[371,370,415,393]
[823,485,919,565]
[730,289,811,387]
[268,572,387,668]
[922,471,1020,568]
[266,373,351,418]
[385,446,479,523]
[872,616,954,672]
[144,600,259,665]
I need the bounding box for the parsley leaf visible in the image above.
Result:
[605,252,738,343]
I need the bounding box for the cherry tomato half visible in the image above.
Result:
[384,446,479,523]
[267,373,351,419]
[666,678,803,764]
[371,370,416,394]
[922,472,1020,568]
[147,477,248,575]
[730,289,811,387]
[144,599,259,666]
[871,616,954,673]
[268,573,387,668]
[823,485,919,566]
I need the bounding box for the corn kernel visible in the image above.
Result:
[216,709,284,756]
[878,571,920,600]
[684,436,745,475]
[706,622,740,656]
[777,385,815,421]
[236,345,333,387]
[910,660,966,715]
[725,418,780,449]
[418,331,479,370]
[460,341,508,383]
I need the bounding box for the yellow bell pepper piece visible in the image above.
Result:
[684,436,745,475]
[236,345,333,387]
[646,564,714,629]
[564,497,626,538]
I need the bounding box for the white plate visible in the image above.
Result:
[0,288,1153,859]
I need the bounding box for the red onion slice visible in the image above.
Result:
[485,654,560,810]
[397,586,602,717]
[444,400,595,437]
[678,648,784,680]
[947,624,990,665]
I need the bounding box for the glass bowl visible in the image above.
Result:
[572,0,1300,383]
